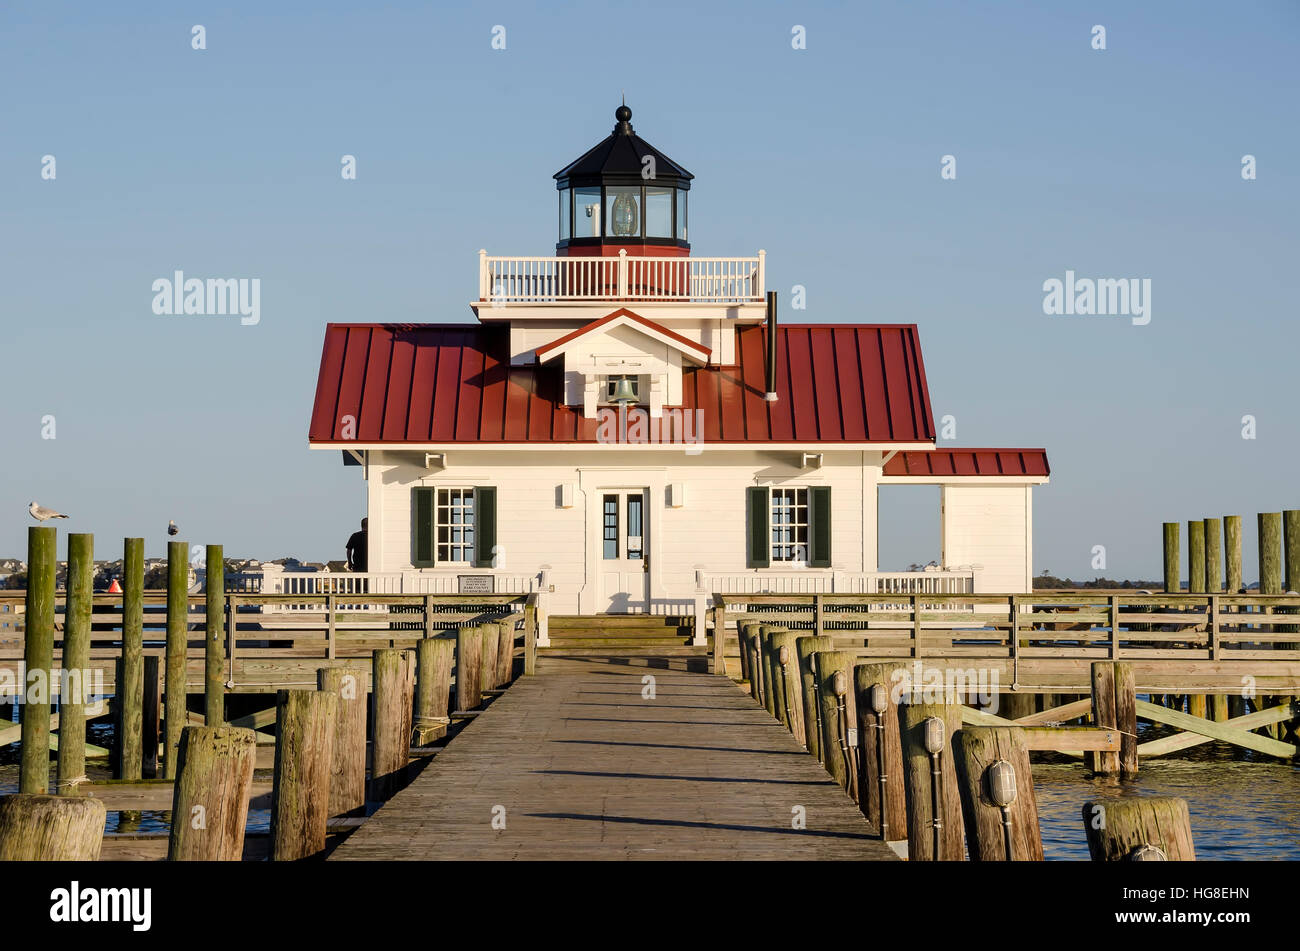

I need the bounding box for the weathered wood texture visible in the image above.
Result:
[1087,661,1120,776]
[57,533,93,793]
[414,636,454,743]
[1162,522,1179,593]
[497,619,515,685]
[165,540,188,779]
[854,662,908,843]
[1082,796,1195,861]
[270,688,337,861]
[952,726,1044,861]
[142,654,161,778]
[1187,520,1206,593]
[480,624,500,692]
[1204,517,1222,592]
[332,653,896,861]
[119,537,145,781]
[1259,513,1282,594]
[1224,516,1242,593]
[370,648,415,801]
[456,626,483,711]
[167,726,256,860]
[20,526,56,794]
[1113,661,1138,777]
[899,699,965,861]
[769,629,801,737]
[0,793,106,860]
[795,635,834,760]
[205,544,225,726]
[815,650,858,797]
[317,667,367,817]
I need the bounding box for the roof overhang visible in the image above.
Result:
[534,308,711,365]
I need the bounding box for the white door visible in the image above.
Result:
[599,489,649,613]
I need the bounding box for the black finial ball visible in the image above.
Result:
[615,104,632,122]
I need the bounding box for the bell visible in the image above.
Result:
[608,377,639,405]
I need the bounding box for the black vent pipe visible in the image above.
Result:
[765,290,779,402]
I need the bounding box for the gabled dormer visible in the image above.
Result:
[533,308,711,418]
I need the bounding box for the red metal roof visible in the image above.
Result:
[535,308,711,361]
[883,449,1050,478]
[308,321,936,445]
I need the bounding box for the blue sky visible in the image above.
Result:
[2,0,1298,581]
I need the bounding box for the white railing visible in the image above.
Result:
[478,250,765,304]
[701,570,977,597]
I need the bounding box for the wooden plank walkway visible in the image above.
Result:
[333,653,896,860]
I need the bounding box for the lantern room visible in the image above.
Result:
[554,104,692,257]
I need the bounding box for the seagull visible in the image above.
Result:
[28,501,69,521]
[168,520,179,536]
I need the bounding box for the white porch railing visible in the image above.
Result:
[478,250,765,304]
[699,570,977,596]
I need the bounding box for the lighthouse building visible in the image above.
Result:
[308,105,1049,643]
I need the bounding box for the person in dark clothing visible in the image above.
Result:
[346,518,368,572]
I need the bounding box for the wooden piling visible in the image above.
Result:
[205,544,225,726]
[1187,520,1205,593]
[0,794,106,860]
[1081,796,1195,861]
[165,540,188,779]
[815,650,858,799]
[455,626,482,711]
[497,619,514,685]
[270,688,337,861]
[1162,522,1180,593]
[317,667,367,817]
[854,662,908,843]
[480,623,501,692]
[1225,516,1242,592]
[1113,661,1138,778]
[370,648,415,801]
[795,635,834,759]
[117,537,145,781]
[769,629,801,735]
[167,726,257,860]
[20,526,56,795]
[414,636,454,745]
[1088,661,1120,776]
[57,533,93,794]
[759,625,780,717]
[741,622,762,703]
[523,600,538,676]
[142,655,161,778]
[1259,513,1282,594]
[899,697,965,861]
[952,726,1044,861]
[1203,517,1222,592]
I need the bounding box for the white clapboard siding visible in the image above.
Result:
[940,484,1032,594]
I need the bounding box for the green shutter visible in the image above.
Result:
[413,487,434,567]
[474,486,497,568]
[747,486,770,569]
[810,486,832,568]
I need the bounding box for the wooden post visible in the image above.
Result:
[815,650,857,797]
[205,544,225,726]
[742,622,762,701]
[1284,510,1300,650]
[1204,517,1222,592]
[167,725,257,860]
[117,537,145,781]
[854,662,908,843]
[523,599,537,676]
[57,533,93,794]
[480,623,500,692]
[0,794,106,860]
[736,617,751,682]
[497,619,514,685]
[1223,515,1243,593]
[1113,661,1138,778]
[1162,522,1180,593]
[899,697,965,861]
[142,655,161,778]
[370,648,415,801]
[414,636,453,745]
[1210,693,1228,722]
[953,726,1044,861]
[759,625,779,717]
[317,667,366,817]
[456,626,483,711]
[769,629,801,735]
[795,635,834,760]
[1187,520,1205,593]
[711,599,726,677]
[1088,661,1120,776]
[165,540,188,779]
[1259,513,1282,594]
[1081,796,1195,860]
[270,688,337,861]
[20,526,56,795]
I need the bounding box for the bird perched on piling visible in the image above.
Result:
[28,501,69,521]
[168,520,179,536]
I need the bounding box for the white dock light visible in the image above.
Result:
[923,716,946,754]
[778,644,790,667]
[869,682,889,840]
[922,716,946,859]
[869,683,888,715]
[985,759,1017,861]
[832,669,847,698]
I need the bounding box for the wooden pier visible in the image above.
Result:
[333,652,892,861]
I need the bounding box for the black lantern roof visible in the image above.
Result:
[553,104,693,190]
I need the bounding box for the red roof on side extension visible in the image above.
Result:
[308,322,937,445]
[883,449,1050,478]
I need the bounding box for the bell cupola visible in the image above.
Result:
[553,103,693,257]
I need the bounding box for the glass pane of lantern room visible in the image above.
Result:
[676,189,687,241]
[645,187,672,238]
[574,187,601,238]
[558,188,571,240]
[605,186,641,238]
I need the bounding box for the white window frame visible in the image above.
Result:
[434,486,476,566]
[770,487,810,565]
